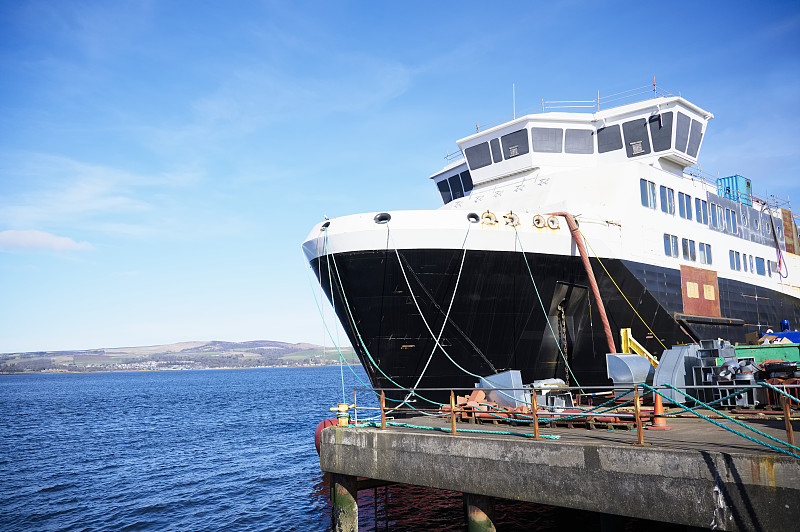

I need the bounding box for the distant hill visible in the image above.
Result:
[0,340,359,374]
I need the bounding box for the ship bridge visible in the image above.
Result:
[431,96,713,205]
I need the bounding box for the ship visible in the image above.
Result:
[302,86,800,406]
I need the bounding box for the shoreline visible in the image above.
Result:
[0,363,363,376]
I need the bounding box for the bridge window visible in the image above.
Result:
[437,180,452,204]
[490,138,502,163]
[687,119,703,157]
[648,112,673,152]
[448,174,464,199]
[660,186,675,215]
[675,112,691,153]
[502,129,530,159]
[597,124,622,153]
[565,129,594,154]
[530,128,561,153]
[460,171,473,193]
[465,142,492,170]
[622,118,652,158]
[640,179,657,209]
[663,234,678,257]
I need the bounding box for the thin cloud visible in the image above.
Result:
[0,230,93,251]
[0,152,200,232]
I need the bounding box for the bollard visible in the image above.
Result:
[330,403,352,426]
[379,391,386,430]
[632,386,650,446]
[531,390,540,440]
[450,390,458,435]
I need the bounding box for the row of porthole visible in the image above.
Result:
[473,211,560,229]
[366,211,561,229]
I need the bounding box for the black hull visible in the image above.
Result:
[311,249,800,405]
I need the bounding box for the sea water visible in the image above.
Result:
[0,367,671,531]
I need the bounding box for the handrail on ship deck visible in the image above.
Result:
[683,166,791,210]
[474,81,676,132]
[343,383,800,459]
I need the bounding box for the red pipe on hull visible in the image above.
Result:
[549,212,617,355]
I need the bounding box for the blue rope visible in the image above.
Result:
[323,232,347,405]
[512,225,583,391]
[326,229,443,408]
[649,384,800,459]
[305,262,373,392]
[761,381,800,405]
[351,420,561,440]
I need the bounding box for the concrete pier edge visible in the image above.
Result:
[321,424,800,531]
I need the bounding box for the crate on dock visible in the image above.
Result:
[712,379,762,408]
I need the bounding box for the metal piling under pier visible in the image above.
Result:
[322,416,800,531]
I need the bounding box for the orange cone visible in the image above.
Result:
[647,393,672,431]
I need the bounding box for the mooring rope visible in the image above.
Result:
[391,223,471,405]
[305,257,372,392]
[389,223,541,409]
[321,231,348,404]
[548,212,616,355]
[577,227,668,350]
[511,225,583,391]
[760,381,800,404]
[351,420,561,440]
[391,242,481,382]
[651,384,800,459]
[325,228,444,407]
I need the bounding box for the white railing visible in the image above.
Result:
[475,81,677,132]
[683,167,791,210]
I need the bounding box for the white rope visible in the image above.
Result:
[389,225,471,400]
[389,228,487,381]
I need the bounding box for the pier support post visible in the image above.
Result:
[463,492,496,532]
[331,473,358,532]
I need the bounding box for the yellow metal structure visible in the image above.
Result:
[620,328,659,369]
[330,403,356,425]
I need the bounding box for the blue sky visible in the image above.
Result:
[1,1,799,353]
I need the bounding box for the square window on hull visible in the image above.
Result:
[641,179,656,209]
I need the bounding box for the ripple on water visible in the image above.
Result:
[3,367,648,531]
